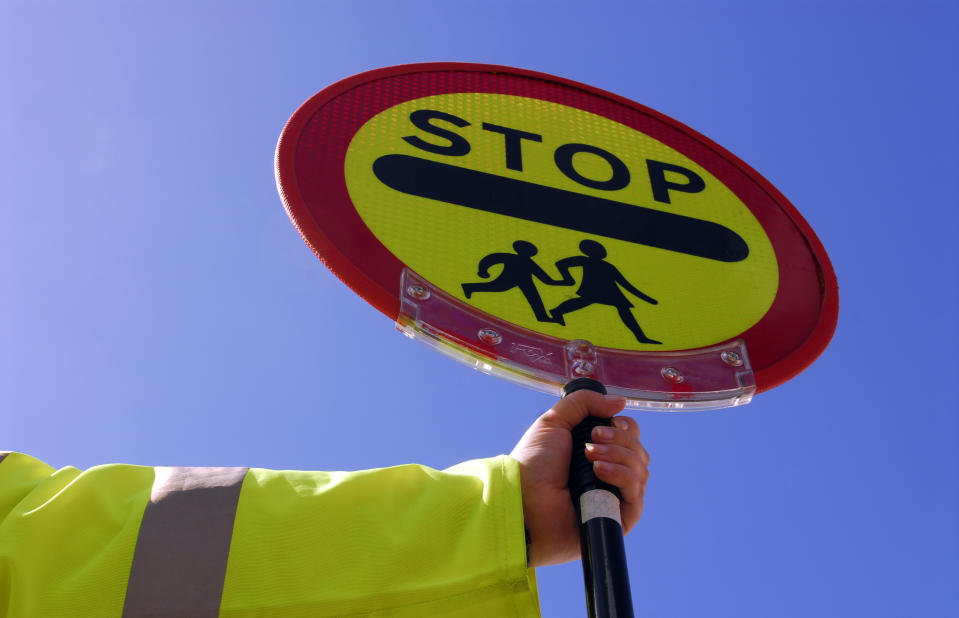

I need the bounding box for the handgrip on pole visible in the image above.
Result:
[564,377,635,618]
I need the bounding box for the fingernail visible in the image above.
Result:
[613,417,629,431]
[593,460,611,473]
[586,442,607,454]
[594,426,614,440]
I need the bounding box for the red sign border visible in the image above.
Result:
[276,63,838,393]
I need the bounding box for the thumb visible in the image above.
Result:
[541,389,627,430]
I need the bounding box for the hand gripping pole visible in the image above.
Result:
[564,377,635,618]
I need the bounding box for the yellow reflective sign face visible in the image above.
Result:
[345,93,778,351]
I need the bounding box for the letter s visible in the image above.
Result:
[402,110,471,156]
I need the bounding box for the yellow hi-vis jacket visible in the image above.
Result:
[0,451,541,617]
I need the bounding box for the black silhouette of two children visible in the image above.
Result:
[462,239,662,344]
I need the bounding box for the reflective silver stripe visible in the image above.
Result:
[123,466,248,618]
[580,489,622,525]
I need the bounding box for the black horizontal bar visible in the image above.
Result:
[372,154,749,262]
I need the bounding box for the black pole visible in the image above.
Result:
[564,377,635,618]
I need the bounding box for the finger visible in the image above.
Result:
[541,389,627,430]
[593,458,648,501]
[586,442,649,499]
[591,424,637,446]
[589,422,649,534]
[591,423,650,467]
[620,492,645,534]
[584,442,645,473]
[611,415,640,440]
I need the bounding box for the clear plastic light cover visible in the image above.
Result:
[397,269,755,411]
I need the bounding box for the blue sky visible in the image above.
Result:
[1,2,957,616]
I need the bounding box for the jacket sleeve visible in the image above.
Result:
[0,452,540,618]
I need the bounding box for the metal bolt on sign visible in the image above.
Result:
[661,367,684,384]
[478,328,502,345]
[721,350,744,367]
[406,284,430,300]
[572,360,596,377]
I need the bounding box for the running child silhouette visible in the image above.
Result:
[550,239,662,344]
[461,240,565,323]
